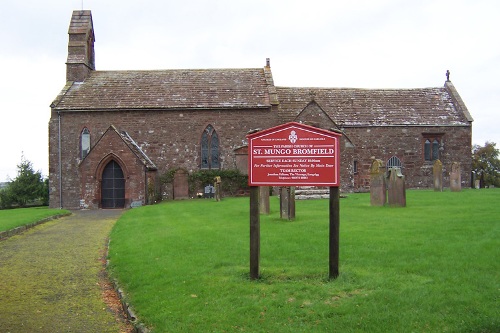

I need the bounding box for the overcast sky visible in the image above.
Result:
[0,0,498,182]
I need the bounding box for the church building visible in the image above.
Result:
[49,10,473,209]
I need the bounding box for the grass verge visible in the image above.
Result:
[0,207,70,232]
[108,189,499,332]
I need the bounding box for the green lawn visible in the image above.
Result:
[0,207,70,232]
[108,189,500,332]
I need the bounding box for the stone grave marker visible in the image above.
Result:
[173,169,189,199]
[370,159,386,206]
[204,184,214,198]
[214,176,222,201]
[280,186,295,220]
[433,159,443,192]
[450,162,461,192]
[259,186,270,214]
[387,167,406,207]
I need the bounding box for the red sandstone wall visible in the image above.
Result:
[49,107,471,208]
[340,126,472,192]
[49,107,280,208]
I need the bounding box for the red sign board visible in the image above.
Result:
[247,122,341,186]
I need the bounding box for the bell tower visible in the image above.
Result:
[66,10,95,82]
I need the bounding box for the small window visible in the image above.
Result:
[423,135,442,161]
[81,128,90,159]
[201,125,220,169]
[386,156,402,169]
[353,160,358,174]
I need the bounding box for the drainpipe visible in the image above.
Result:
[57,111,63,209]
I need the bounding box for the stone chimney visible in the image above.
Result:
[66,10,95,82]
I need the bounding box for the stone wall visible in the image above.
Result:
[49,107,279,208]
[339,125,472,192]
[49,107,471,208]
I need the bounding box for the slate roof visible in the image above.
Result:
[117,128,157,170]
[276,83,472,127]
[52,69,271,111]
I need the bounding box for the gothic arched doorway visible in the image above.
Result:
[101,160,125,208]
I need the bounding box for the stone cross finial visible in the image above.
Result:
[446,70,450,81]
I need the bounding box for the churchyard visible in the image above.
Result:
[107,189,499,332]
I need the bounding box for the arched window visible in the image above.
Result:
[201,125,220,169]
[386,156,402,169]
[81,128,90,159]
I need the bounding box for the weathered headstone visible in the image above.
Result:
[259,186,270,214]
[370,159,386,206]
[279,186,295,220]
[433,159,443,192]
[450,162,461,192]
[173,169,189,199]
[214,176,222,201]
[387,167,406,207]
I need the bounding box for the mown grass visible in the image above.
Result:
[0,207,70,232]
[108,189,500,332]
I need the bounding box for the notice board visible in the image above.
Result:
[247,122,341,187]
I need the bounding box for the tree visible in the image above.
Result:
[5,156,47,207]
[472,141,500,188]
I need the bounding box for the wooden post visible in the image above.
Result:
[329,186,340,279]
[250,186,260,280]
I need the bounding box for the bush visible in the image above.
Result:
[160,169,249,198]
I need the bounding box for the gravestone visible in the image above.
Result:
[173,169,189,199]
[214,176,222,201]
[450,162,461,192]
[204,184,214,198]
[279,186,295,220]
[433,159,443,192]
[370,159,386,206]
[259,186,270,214]
[387,167,406,207]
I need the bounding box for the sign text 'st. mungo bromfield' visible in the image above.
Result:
[247,122,341,186]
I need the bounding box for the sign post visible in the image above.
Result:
[247,122,342,280]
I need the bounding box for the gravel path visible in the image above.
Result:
[0,210,133,333]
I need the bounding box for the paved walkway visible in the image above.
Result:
[0,210,133,333]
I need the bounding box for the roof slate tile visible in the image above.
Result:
[54,69,271,110]
[276,86,471,126]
